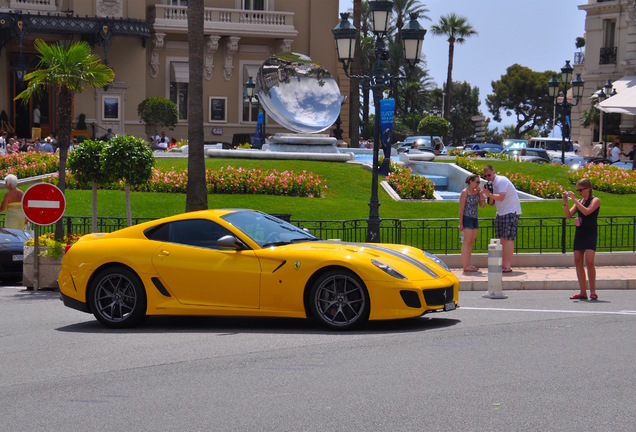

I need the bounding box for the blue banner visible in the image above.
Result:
[253,112,264,148]
[378,98,395,175]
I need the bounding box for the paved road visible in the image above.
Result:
[1,286,635,432]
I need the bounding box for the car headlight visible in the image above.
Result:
[372,259,407,280]
[422,251,450,272]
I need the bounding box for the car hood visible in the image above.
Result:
[0,228,31,250]
[263,240,450,280]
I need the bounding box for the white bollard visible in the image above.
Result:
[484,238,507,299]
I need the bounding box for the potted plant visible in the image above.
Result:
[23,233,81,289]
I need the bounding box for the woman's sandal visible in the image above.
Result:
[502,267,513,273]
[570,293,588,300]
[590,293,598,301]
[463,266,479,272]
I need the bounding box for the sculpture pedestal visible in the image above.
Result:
[266,133,339,154]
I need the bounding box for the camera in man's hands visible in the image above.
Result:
[484,181,495,206]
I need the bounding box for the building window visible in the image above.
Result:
[603,19,616,48]
[170,82,188,120]
[243,0,265,10]
[600,19,617,65]
[170,0,188,5]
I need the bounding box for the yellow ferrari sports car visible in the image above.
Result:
[59,209,459,330]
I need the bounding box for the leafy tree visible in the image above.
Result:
[430,13,477,120]
[576,36,586,50]
[101,135,155,227]
[15,39,114,240]
[137,97,178,136]
[446,81,480,145]
[417,115,449,146]
[67,140,106,233]
[186,0,208,211]
[349,0,363,148]
[580,105,600,130]
[486,64,555,138]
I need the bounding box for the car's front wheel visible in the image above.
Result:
[88,267,147,328]
[310,270,369,330]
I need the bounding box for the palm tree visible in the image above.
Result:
[349,0,362,147]
[185,0,208,211]
[430,13,477,119]
[15,39,114,240]
[392,0,430,35]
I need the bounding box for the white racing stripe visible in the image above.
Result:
[461,307,636,316]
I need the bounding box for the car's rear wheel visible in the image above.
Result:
[310,270,369,330]
[88,267,147,328]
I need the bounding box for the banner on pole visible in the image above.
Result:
[253,111,264,148]
[379,98,395,175]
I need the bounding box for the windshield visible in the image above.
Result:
[222,210,318,248]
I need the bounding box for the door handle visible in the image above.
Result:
[158,250,170,257]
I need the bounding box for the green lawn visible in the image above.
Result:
[58,157,636,220]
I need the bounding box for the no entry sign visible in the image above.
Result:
[22,183,66,226]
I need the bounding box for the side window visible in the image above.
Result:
[145,219,234,249]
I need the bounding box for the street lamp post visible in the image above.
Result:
[244,76,266,146]
[597,79,616,158]
[547,60,584,164]
[332,1,426,242]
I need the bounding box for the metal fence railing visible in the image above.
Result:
[14,215,636,255]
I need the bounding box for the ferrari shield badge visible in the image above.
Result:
[294,261,301,270]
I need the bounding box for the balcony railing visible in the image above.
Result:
[151,5,296,37]
[7,0,57,12]
[574,51,585,65]
[600,46,617,65]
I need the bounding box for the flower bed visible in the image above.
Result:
[0,152,59,179]
[568,163,636,194]
[386,163,435,200]
[57,166,327,198]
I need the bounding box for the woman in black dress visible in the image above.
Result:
[563,178,600,300]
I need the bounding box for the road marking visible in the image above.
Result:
[27,200,61,209]
[461,307,636,316]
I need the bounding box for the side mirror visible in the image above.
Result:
[217,235,247,250]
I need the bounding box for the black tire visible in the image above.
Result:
[309,269,370,330]
[88,267,147,328]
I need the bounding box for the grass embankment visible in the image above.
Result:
[58,157,636,220]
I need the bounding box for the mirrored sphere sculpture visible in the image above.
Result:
[256,53,342,134]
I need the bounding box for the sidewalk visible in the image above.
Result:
[452,265,636,291]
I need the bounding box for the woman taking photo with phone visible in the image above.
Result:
[459,174,486,272]
[563,178,600,300]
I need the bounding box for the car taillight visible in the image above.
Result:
[64,244,73,254]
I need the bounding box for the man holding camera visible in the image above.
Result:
[481,165,522,273]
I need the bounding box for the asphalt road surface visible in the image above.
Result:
[1,286,635,432]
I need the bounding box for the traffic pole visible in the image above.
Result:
[484,238,507,299]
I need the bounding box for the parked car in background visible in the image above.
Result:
[462,143,503,157]
[585,157,612,165]
[527,137,583,165]
[396,136,446,154]
[611,161,634,170]
[0,228,31,284]
[502,148,552,163]
[502,138,527,149]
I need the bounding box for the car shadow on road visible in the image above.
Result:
[56,315,461,335]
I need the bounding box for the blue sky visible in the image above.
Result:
[338,0,587,131]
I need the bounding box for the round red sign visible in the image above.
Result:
[21,183,66,226]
